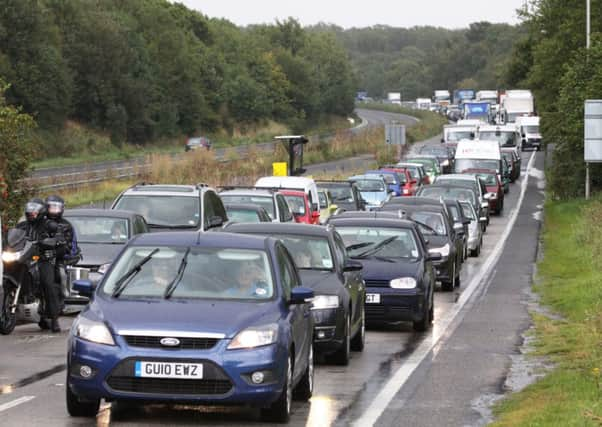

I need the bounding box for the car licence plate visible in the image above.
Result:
[134,361,203,379]
[366,293,381,304]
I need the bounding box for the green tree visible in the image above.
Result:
[0,80,35,228]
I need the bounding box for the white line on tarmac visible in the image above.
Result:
[353,151,537,427]
[0,396,36,413]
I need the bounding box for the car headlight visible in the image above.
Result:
[2,251,21,263]
[312,295,340,310]
[441,160,450,166]
[73,316,115,346]
[489,193,498,200]
[429,243,450,257]
[97,263,111,275]
[390,277,417,289]
[228,324,278,350]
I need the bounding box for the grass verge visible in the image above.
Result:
[33,115,356,170]
[357,102,448,143]
[491,198,602,426]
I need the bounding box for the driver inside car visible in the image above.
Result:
[224,260,269,298]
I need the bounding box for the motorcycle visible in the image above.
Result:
[0,228,58,335]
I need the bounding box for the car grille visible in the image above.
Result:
[365,280,389,288]
[366,306,385,316]
[123,336,220,350]
[106,377,232,395]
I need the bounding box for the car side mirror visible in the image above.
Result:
[208,215,224,229]
[343,259,363,272]
[311,211,321,219]
[311,203,319,212]
[290,287,314,305]
[73,279,96,298]
[427,252,442,261]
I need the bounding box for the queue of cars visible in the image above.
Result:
[64,132,521,422]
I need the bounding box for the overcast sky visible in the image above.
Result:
[178,0,527,29]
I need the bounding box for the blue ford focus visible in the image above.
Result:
[66,232,314,423]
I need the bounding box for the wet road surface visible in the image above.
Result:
[1,120,543,426]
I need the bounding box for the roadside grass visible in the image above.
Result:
[491,198,602,426]
[357,102,447,143]
[58,126,387,207]
[32,115,356,170]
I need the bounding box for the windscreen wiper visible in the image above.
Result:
[412,220,442,236]
[346,242,374,251]
[164,247,191,299]
[355,236,398,259]
[112,248,160,298]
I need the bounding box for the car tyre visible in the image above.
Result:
[66,379,100,417]
[413,298,431,332]
[262,355,292,423]
[441,264,455,292]
[294,345,313,401]
[330,314,351,366]
[350,306,365,352]
[0,286,17,335]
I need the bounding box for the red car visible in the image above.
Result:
[280,190,320,224]
[380,167,418,196]
[464,168,504,214]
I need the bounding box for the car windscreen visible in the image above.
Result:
[479,131,515,146]
[220,195,275,219]
[408,212,447,236]
[283,195,306,216]
[225,208,262,223]
[407,160,435,173]
[454,159,499,173]
[321,185,354,203]
[447,131,473,141]
[419,186,478,206]
[475,173,497,186]
[523,125,539,134]
[113,196,200,228]
[318,192,328,207]
[353,179,385,192]
[460,203,476,220]
[101,246,274,300]
[273,234,334,271]
[337,226,419,259]
[67,216,129,244]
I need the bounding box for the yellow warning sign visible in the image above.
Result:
[273,162,288,176]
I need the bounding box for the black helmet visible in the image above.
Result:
[25,198,46,223]
[46,195,65,220]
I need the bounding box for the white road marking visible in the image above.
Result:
[0,396,36,413]
[353,151,537,427]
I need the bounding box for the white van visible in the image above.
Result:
[515,116,541,151]
[442,124,477,143]
[453,139,503,177]
[254,176,321,213]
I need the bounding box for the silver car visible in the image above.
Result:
[458,201,484,257]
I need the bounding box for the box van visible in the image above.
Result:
[515,116,541,151]
[255,176,321,217]
[454,139,503,178]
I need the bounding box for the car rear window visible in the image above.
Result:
[220,195,275,219]
[113,195,200,228]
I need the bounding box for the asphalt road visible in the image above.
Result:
[0,135,544,426]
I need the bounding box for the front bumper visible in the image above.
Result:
[432,257,452,282]
[488,196,501,212]
[364,286,427,323]
[67,335,288,405]
[312,308,345,354]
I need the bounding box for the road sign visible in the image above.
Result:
[272,162,288,176]
[385,124,406,145]
[585,100,602,162]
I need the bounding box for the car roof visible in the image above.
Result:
[64,209,140,219]
[131,231,272,250]
[385,196,444,206]
[435,174,477,182]
[328,215,416,229]
[383,204,445,214]
[120,184,205,197]
[220,188,276,197]
[255,176,316,190]
[225,222,331,238]
[349,175,385,181]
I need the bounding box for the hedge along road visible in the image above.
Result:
[0,141,544,426]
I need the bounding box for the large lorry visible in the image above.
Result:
[500,90,534,124]
[476,90,499,104]
[387,92,402,105]
[452,89,476,105]
[416,98,432,110]
[433,90,451,107]
[462,102,491,123]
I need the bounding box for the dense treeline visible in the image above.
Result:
[0,0,356,146]
[310,22,524,100]
[504,0,602,198]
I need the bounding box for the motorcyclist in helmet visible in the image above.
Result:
[16,198,62,332]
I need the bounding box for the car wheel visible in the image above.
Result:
[429,293,435,322]
[413,298,431,332]
[294,345,313,401]
[262,355,293,423]
[66,377,100,417]
[330,314,351,366]
[441,264,455,292]
[455,267,461,288]
[350,306,365,352]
